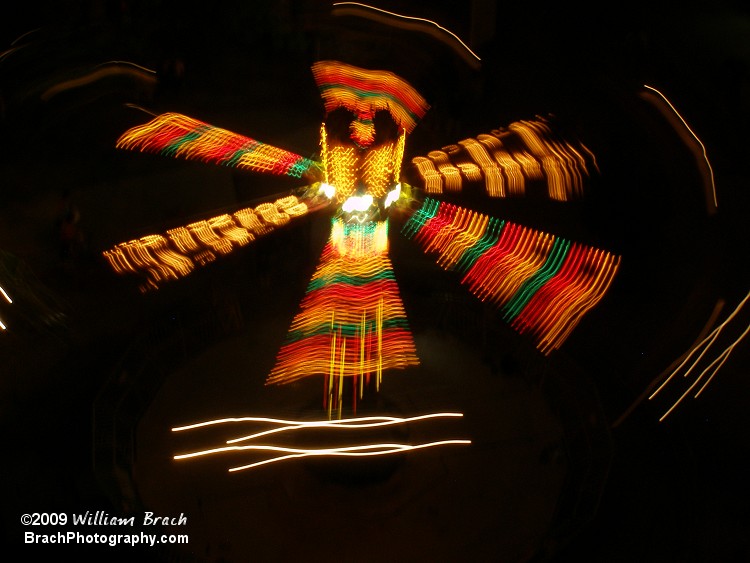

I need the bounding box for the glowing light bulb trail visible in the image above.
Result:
[172,412,470,472]
[116,112,319,179]
[410,116,597,201]
[331,2,481,68]
[641,84,717,213]
[650,290,750,421]
[267,218,418,414]
[403,199,621,353]
[102,193,316,291]
[312,60,429,148]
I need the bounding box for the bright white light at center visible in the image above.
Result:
[318,182,336,199]
[342,194,373,213]
[384,183,401,208]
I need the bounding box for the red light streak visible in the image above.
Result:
[404,199,620,353]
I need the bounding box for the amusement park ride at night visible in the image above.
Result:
[102,47,621,471]
[99,5,741,473]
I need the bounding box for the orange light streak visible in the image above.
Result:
[116,112,318,178]
[267,219,418,414]
[103,194,310,291]
[405,200,620,353]
[641,84,717,213]
[412,156,444,194]
[477,134,525,196]
[427,150,462,192]
[458,137,506,197]
[412,116,596,201]
[362,142,400,197]
[327,145,359,202]
[311,60,429,148]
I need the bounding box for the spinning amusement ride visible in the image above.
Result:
[101,16,624,471]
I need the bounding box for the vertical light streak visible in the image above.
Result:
[393,129,406,183]
[428,150,462,192]
[412,156,444,194]
[338,337,346,419]
[377,297,383,390]
[477,134,525,196]
[320,123,329,185]
[359,311,366,401]
[267,219,418,414]
[458,137,506,197]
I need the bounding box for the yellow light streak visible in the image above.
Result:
[393,129,406,182]
[477,134,525,196]
[331,2,481,66]
[428,150,462,192]
[641,84,717,213]
[328,145,359,202]
[362,142,398,197]
[458,137,505,197]
[414,118,595,201]
[651,290,750,421]
[320,123,329,185]
[412,156,444,194]
[103,194,309,290]
[0,284,12,304]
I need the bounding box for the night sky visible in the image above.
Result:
[2,2,749,561]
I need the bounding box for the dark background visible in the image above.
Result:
[1,1,749,561]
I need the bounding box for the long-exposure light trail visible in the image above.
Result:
[172,412,469,472]
[0,284,11,331]
[641,84,717,213]
[331,2,481,66]
[0,284,12,304]
[172,412,465,442]
[225,440,472,472]
[650,289,750,421]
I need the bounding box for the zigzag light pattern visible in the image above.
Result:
[116,112,319,179]
[267,218,418,417]
[410,116,598,200]
[403,199,620,354]
[312,60,429,147]
[102,195,310,292]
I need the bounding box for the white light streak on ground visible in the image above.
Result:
[173,412,469,472]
